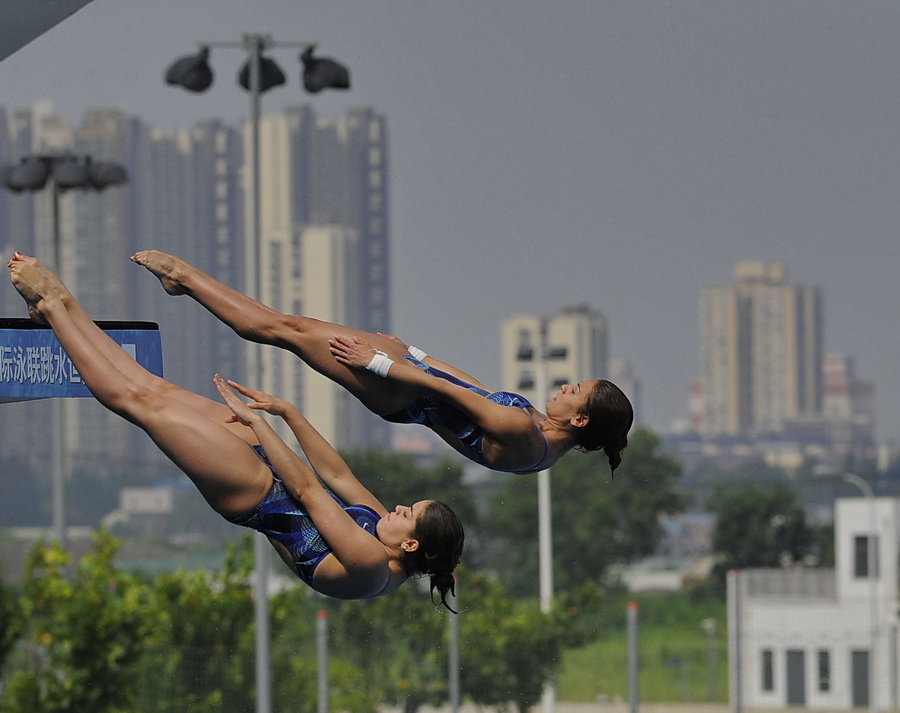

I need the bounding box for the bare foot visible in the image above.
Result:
[8,252,73,305]
[7,256,57,323]
[131,250,190,295]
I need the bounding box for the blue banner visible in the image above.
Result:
[0,321,163,401]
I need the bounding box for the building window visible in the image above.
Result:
[854,535,879,578]
[547,346,567,359]
[817,649,830,692]
[761,649,774,692]
[516,330,535,361]
[518,373,535,390]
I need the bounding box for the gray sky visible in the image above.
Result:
[1,1,898,442]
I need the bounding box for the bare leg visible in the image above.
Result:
[132,250,418,415]
[12,253,257,444]
[8,259,272,517]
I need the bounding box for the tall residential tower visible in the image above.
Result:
[500,304,609,407]
[253,106,390,449]
[701,261,822,437]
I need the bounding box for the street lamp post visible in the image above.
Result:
[517,318,555,713]
[165,35,349,713]
[536,321,555,713]
[1,154,127,548]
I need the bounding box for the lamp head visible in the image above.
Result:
[53,159,91,189]
[3,157,51,192]
[165,46,214,92]
[238,54,286,94]
[300,46,350,93]
[88,162,128,190]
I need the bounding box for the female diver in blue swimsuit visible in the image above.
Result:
[8,253,463,610]
[131,250,633,475]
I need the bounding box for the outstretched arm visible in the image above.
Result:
[221,379,386,515]
[214,376,390,591]
[375,333,489,390]
[330,337,534,447]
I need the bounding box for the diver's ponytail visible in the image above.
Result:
[401,500,465,613]
[574,380,634,475]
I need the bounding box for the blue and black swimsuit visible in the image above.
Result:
[227,446,386,594]
[382,356,550,474]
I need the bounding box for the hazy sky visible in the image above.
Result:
[1,1,898,442]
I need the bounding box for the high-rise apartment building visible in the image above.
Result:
[500,304,609,407]
[701,261,823,437]
[253,107,390,449]
[0,102,391,518]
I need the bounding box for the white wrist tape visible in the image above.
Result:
[407,345,428,361]
[366,350,394,378]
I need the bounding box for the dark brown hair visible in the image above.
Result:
[574,379,634,473]
[401,500,465,612]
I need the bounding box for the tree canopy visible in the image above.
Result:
[483,428,686,597]
[706,481,818,590]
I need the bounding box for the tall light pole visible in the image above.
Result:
[1,153,127,548]
[448,581,460,713]
[517,318,555,713]
[536,320,555,713]
[165,35,349,713]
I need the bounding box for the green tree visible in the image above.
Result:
[459,572,564,713]
[706,481,815,590]
[484,428,685,596]
[0,531,151,713]
[138,536,257,713]
[269,593,376,713]
[324,583,451,713]
[0,575,22,675]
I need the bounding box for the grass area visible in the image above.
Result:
[556,591,729,703]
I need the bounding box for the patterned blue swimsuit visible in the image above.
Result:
[383,356,550,474]
[227,446,387,594]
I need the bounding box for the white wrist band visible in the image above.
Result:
[407,345,428,361]
[366,351,394,378]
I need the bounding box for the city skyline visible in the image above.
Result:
[0,102,393,475]
[0,100,887,451]
[0,1,897,443]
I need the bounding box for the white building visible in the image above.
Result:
[249,109,391,451]
[728,496,898,710]
[500,304,608,406]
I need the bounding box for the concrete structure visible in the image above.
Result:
[253,107,390,449]
[296,224,365,447]
[702,262,822,438]
[729,496,898,710]
[500,304,609,406]
[0,102,392,533]
[0,0,95,62]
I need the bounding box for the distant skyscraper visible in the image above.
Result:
[252,106,390,449]
[701,261,823,437]
[297,224,368,447]
[0,105,147,484]
[500,304,609,407]
[0,101,392,514]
